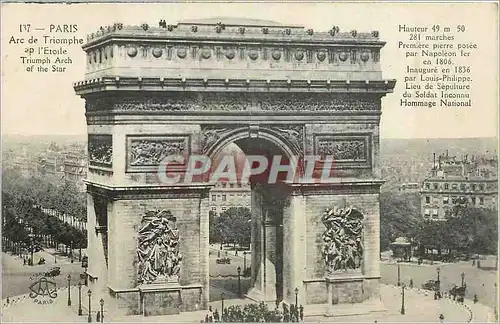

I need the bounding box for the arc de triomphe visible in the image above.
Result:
[74,18,395,317]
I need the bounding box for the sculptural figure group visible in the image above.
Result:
[137,210,182,284]
[321,206,364,272]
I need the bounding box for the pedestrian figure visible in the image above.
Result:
[6,298,9,304]
[474,294,478,303]
[409,279,413,288]
[472,260,476,266]
[214,309,219,322]
[96,311,101,322]
[439,314,444,323]
[283,304,290,322]
[205,314,209,323]
[299,305,304,322]
[23,258,26,265]
[477,260,481,268]
[208,306,214,322]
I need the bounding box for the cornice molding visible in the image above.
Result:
[85,181,213,201]
[74,77,396,95]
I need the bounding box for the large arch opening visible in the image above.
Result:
[206,131,297,305]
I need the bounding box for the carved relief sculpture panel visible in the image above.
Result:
[126,135,190,173]
[314,134,371,169]
[137,210,182,285]
[321,206,364,274]
[88,134,113,168]
[200,126,237,154]
[268,125,304,156]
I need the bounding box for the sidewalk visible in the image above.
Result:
[381,258,451,268]
[6,247,84,268]
[2,284,495,323]
[209,245,251,261]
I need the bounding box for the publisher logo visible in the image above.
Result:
[28,272,57,305]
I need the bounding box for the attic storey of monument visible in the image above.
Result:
[74,18,395,317]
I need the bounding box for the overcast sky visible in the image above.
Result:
[1,2,498,139]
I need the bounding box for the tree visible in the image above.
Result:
[380,192,421,251]
[2,168,88,253]
[470,207,498,255]
[216,207,252,247]
[209,210,221,244]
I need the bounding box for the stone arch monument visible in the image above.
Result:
[74,17,396,317]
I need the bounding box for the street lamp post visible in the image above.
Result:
[87,290,92,323]
[237,266,242,298]
[461,272,465,288]
[494,282,498,320]
[401,284,406,315]
[397,263,401,286]
[78,282,83,315]
[70,240,74,262]
[243,251,247,272]
[67,274,72,306]
[99,298,104,323]
[221,292,225,320]
[295,288,299,307]
[28,232,35,266]
[437,267,441,294]
[82,256,89,286]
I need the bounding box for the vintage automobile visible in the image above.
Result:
[45,267,61,277]
[216,257,231,264]
[422,279,440,291]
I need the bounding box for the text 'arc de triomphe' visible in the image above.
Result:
[74,18,396,317]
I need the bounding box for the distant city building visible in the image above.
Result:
[63,151,87,192]
[420,151,498,221]
[210,181,251,214]
[39,151,65,178]
[11,146,37,177]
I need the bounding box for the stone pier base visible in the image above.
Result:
[139,283,183,316]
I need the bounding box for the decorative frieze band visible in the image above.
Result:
[85,93,380,113]
[126,135,190,172]
[87,43,380,71]
[88,134,113,168]
[117,45,377,63]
